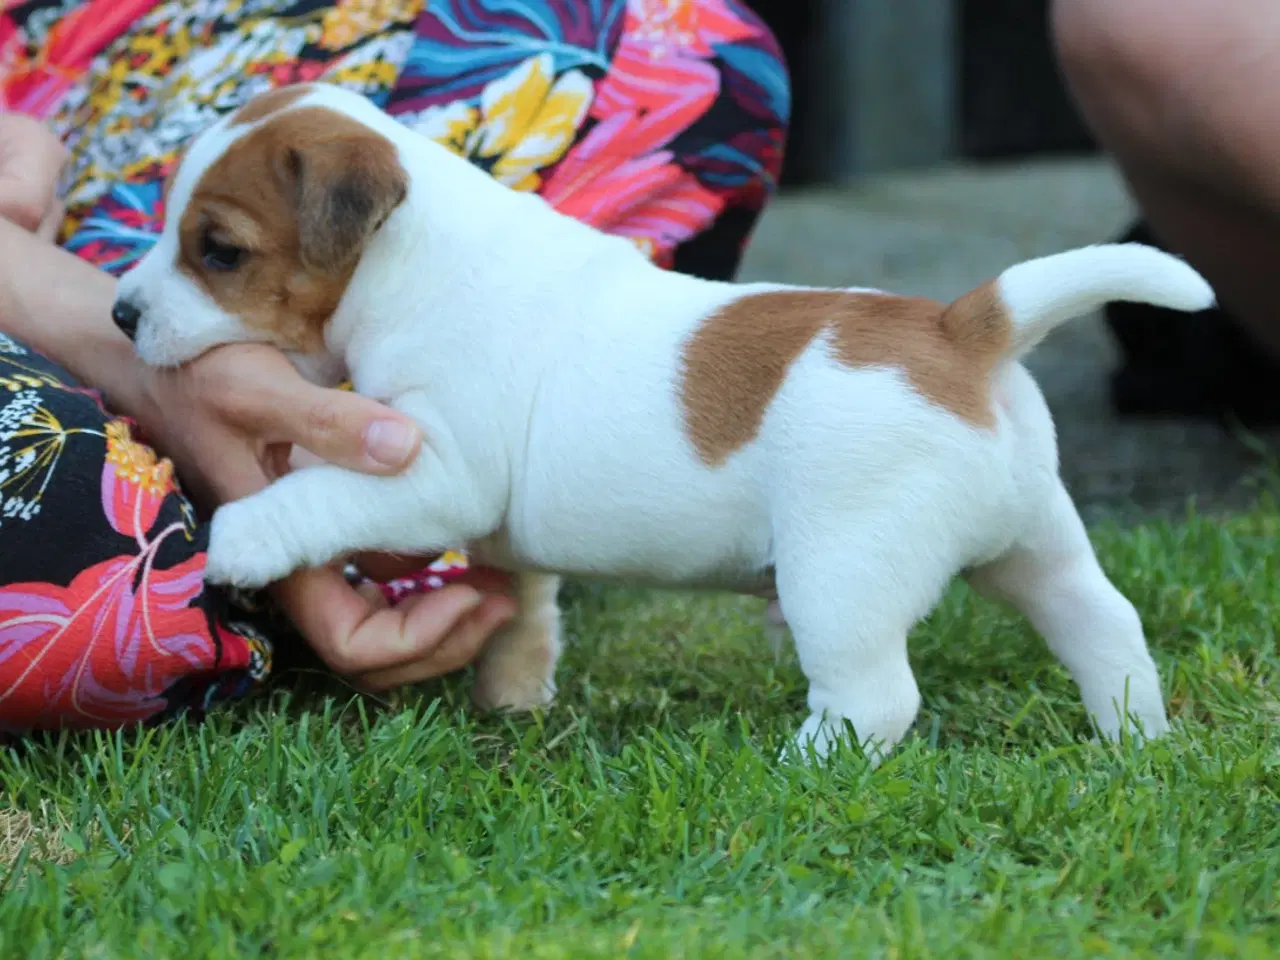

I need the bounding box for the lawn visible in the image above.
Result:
[2,500,1278,958]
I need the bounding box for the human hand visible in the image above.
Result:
[0,113,67,241]
[135,343,517,691]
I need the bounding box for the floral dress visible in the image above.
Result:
[0,0,789,731]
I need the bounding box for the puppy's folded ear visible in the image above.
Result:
[284,133,408,272]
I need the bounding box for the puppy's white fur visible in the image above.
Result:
[118,85,1213,760]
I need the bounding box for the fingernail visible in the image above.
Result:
[364,419,417,467]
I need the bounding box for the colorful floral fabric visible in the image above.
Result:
[0,0,788,730]
[0,335,272,732]
[392,0,788,272]
[1,0,161,116]
[12,0,790,277]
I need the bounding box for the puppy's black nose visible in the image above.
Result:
[111,300,141,339]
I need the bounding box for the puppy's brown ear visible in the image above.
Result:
[287,133,408,272]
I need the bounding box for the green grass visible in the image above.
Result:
[2,501,1279,959]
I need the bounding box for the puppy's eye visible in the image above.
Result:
[200,233,244,272]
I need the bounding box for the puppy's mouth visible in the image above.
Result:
[121,312,185,369]
[112,299,174,367]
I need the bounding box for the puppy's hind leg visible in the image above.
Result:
[472,572,563,712]
[967,478,1169,742]
[775,519,957,765]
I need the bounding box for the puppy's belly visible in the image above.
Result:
[469,522,776,597]
[471,417,777,594]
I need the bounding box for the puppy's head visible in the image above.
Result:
[115,86,408,368]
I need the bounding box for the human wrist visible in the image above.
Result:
[71,331,157,423]
[0,216,150,412]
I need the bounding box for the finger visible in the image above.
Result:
[0,180,45,233]
[36,198,63,242]
[0,117,67,233]
[277,384,423,474]
[355,580,390,609]
[193,345,422,474]
[357,594,518,692]
[272,569,490,676]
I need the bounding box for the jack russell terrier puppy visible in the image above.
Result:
[112,83,1212,761]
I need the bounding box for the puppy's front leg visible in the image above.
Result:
[473,572,563,711]
[205,458,487,589]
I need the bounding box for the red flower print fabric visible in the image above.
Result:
[0,336,271,733]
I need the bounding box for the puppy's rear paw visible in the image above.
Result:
[1094,702,1171,745]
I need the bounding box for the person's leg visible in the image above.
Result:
[1052,0,1280,420]
[390,0,789,281]
[0,334,272,733]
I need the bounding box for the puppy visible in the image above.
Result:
[113,83,1213,761]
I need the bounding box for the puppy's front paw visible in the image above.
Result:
[472,611,561,712]
[473,662,556,712]
[1093,701,1171,746]
[780,714,864,766]
[206,502,302,588]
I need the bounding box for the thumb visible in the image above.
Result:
[0,116,66,233]
[202,346,423,475]
[257,379,423,475]
[0,180,45,233]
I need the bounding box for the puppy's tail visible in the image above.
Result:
[940,243,1216,364]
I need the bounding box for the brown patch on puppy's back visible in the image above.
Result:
[680,285,1012,465]
[680,299,832,467]
[177,105,408,353]
[230,85,312,126]
[940,281,1009,352]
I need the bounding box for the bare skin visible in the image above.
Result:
[1052,0,1280,358]
[0,115,515,693]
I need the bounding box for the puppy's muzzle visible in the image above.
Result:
[111,300,141,340]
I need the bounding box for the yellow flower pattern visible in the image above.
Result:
[104,420,174,497]
[416,53,593,192]
[47,0,426,226]
[319,0,421,51]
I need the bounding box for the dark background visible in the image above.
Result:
[745,0,1095,186]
